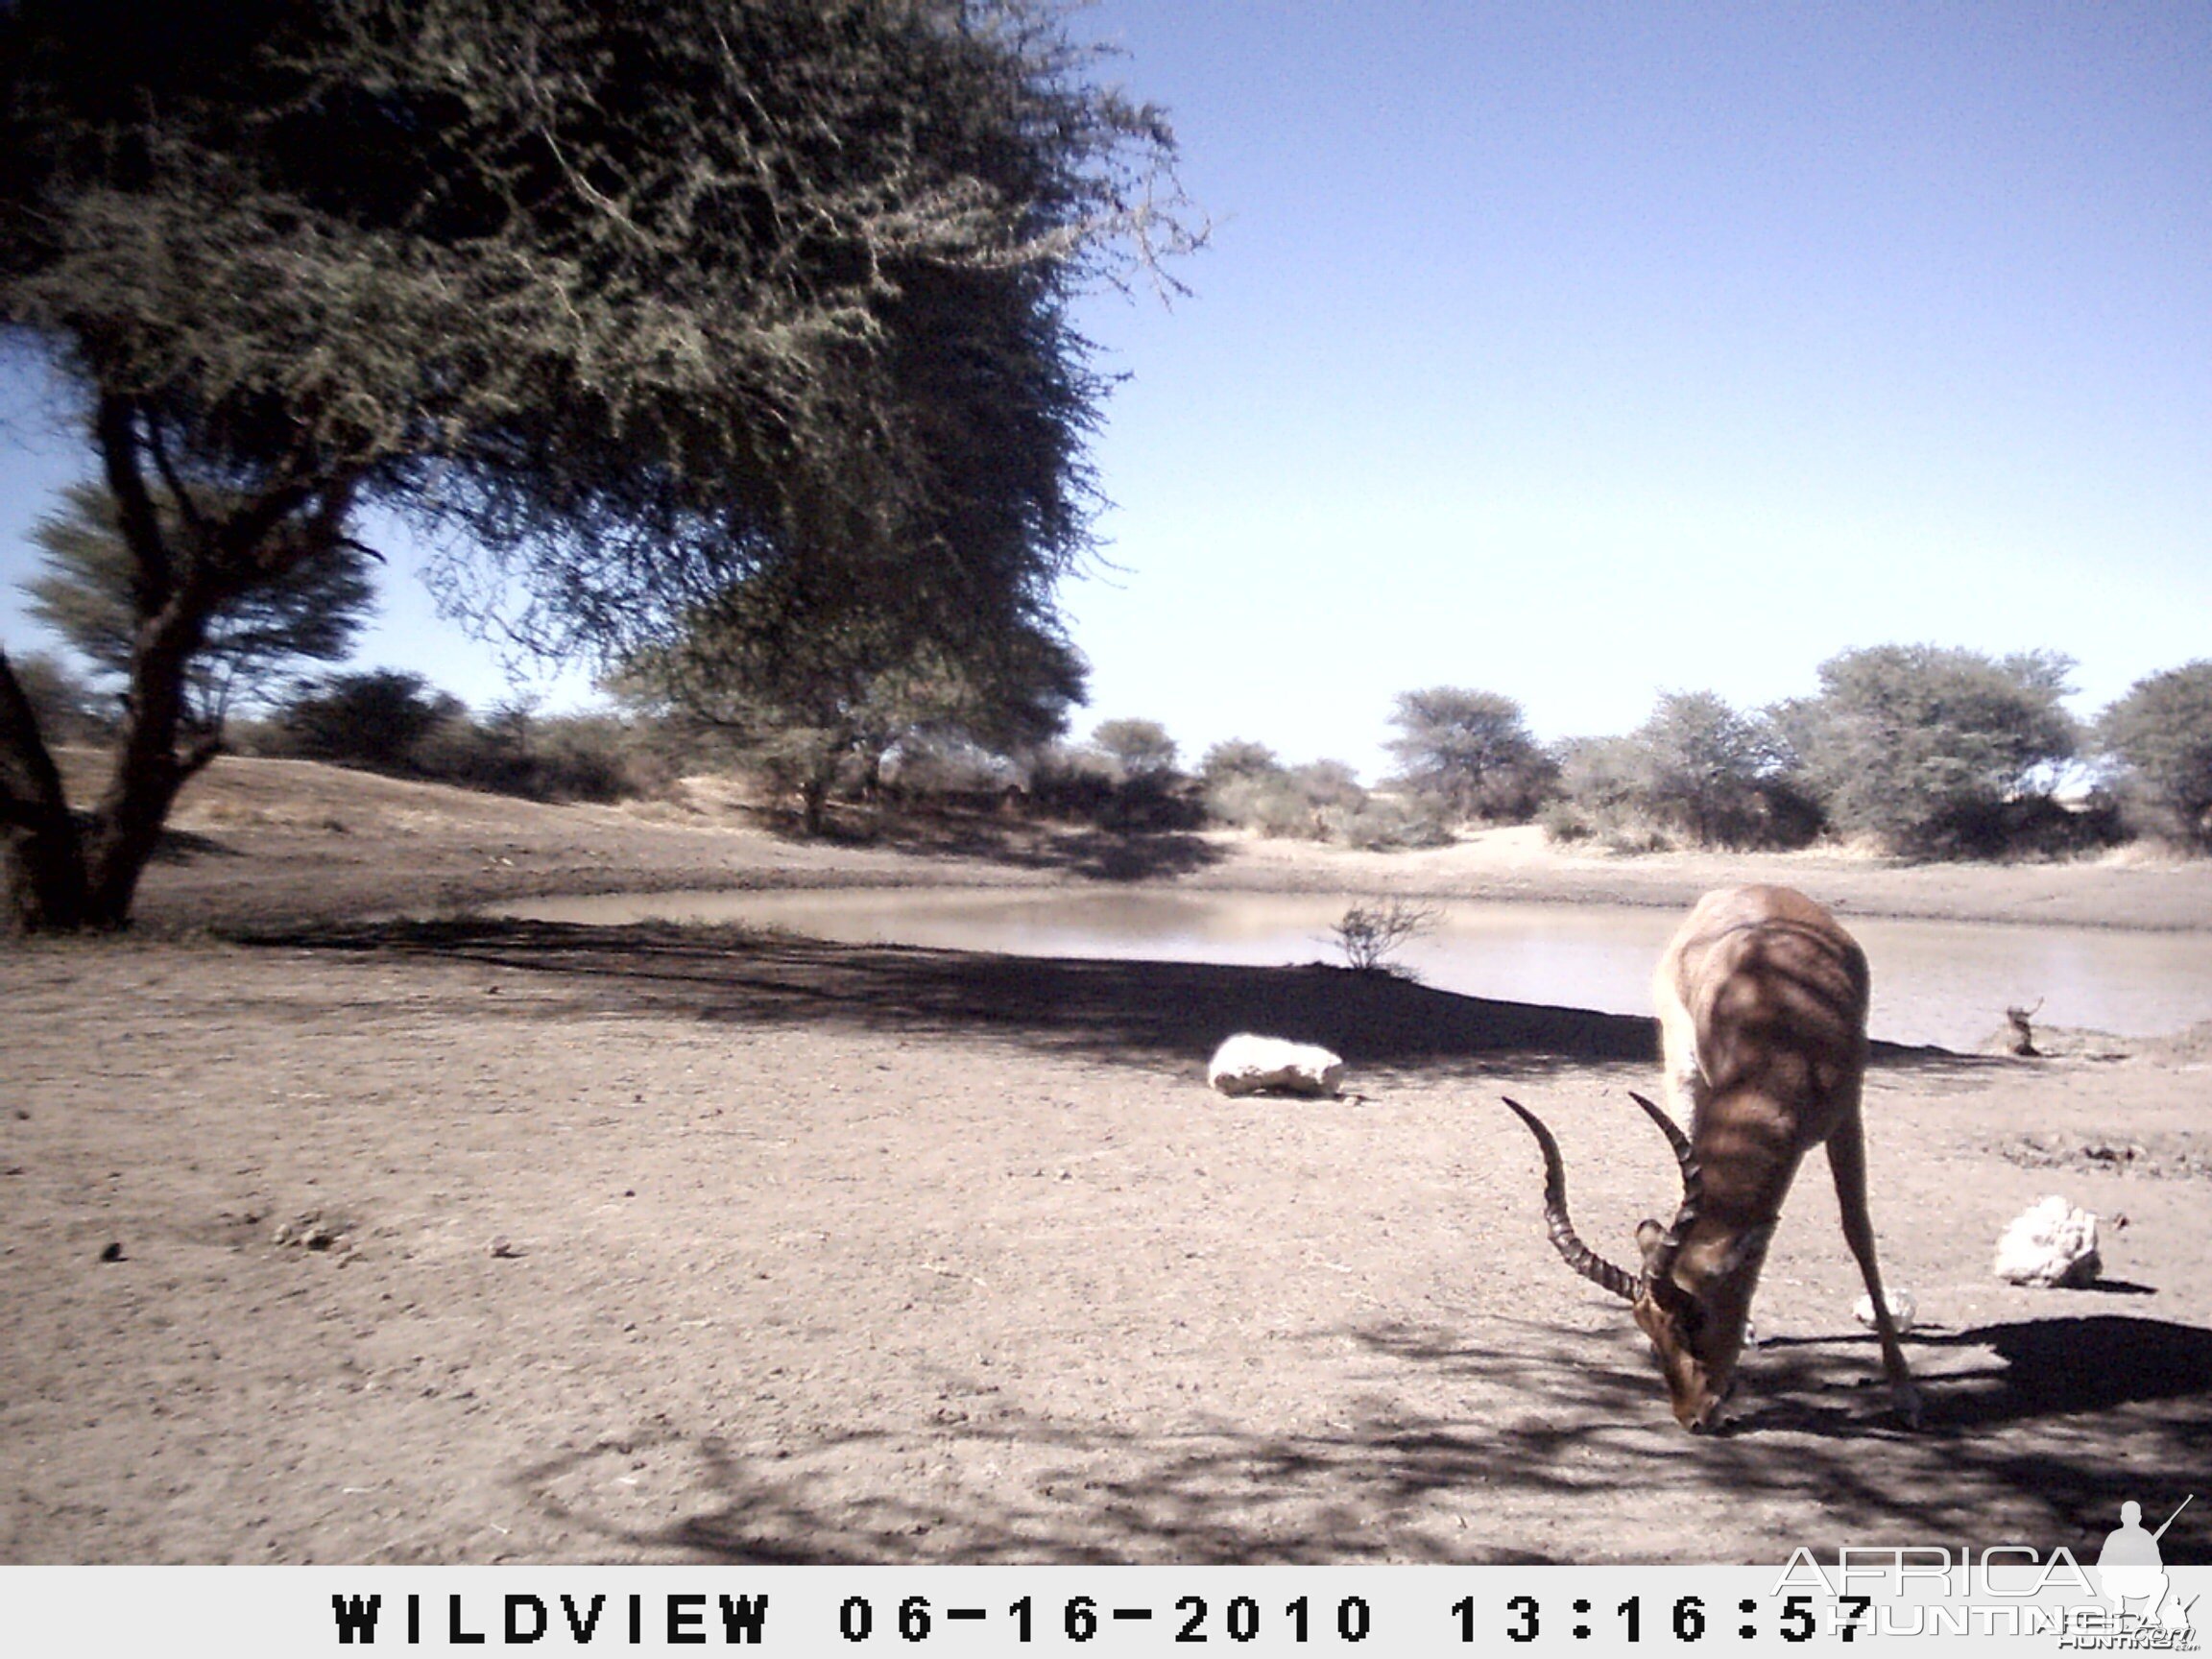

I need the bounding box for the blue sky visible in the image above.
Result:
[4,1,2207,780]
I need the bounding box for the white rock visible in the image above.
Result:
[1993,1194,2102,1286]
[1853,1289,1917,1332]
[1207,1033,1345,1097]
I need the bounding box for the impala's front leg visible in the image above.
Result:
[1826,1104,1922,1429]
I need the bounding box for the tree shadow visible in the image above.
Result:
[506,1324,1668,1565]
[236,916,1658,1070]
[1740,1313,2212,1432]
[774,803,1231,881]
[1705,1314,2212,1555]
[237,917,2018,1078]
[502,1311,2209,1565]
[62,803,243,865]
[151,825,246,863]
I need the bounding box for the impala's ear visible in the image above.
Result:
[1635,1219,1665,1257]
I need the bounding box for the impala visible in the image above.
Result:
[1503,884,1922,1431]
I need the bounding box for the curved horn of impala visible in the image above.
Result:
[1503,886,1923,1433]
[1625,1090,1702,1299]
[1502,1093,1703,1304]
[1501,1097,1639,1301]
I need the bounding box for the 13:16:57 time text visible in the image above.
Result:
[1460,1592,1872,1643]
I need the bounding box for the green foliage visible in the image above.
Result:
[1026,741,1199,831]
[1630,692,1772,841]
[1540,735,1639,844]
[276,670,466,773]
[0,0,1193,926]
[1196,738,1282,788]
[1088,718,1181,781]
[614,563,1088,832]
[2100,661,2212,847]
[265,672,656,803]
[1315,793,1455,852]
[1777,645,2079,856]
[1553,690,1821,852]
[1384,685,1555,823]
[1290,758,1365,811]
[1202,770,1310,837]
[1196,744,1450,849]
[1195,739,1300,836]
[25,481,375,724]
[1204,757,1345,839]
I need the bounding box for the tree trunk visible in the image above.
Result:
[1,606,219,932]
[80,582,223,928]
[799,773,830,837]
[1,512,220,930]
[1,650,90,932]
[1,397,336,931]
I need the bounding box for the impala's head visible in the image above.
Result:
[1627,1217,1768,1431]
[1503,1093,1762,1432]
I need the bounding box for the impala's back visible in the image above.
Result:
[1658,883,1870,1155]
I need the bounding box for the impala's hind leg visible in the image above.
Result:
[1826,1104,1922,1429]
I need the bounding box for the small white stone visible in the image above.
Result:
[1207,1033,1345,1097]
[1853,1289,1916,1332]
[1993,1194,2102,1287]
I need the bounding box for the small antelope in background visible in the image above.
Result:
[1504,885,1921,1431]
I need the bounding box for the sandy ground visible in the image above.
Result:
[3,755,2209,1565]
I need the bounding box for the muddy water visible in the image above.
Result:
[483,888,2212,1051]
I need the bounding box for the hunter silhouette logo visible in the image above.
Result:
[2096,1496,2196,1634]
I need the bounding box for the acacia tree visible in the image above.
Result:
[1776,645,2078,855]
[620,564,1087,833]
[1195,739,1281,789]
[1626,690,1813,849]
[0,0,1193,929]
[1385,685,1554,823]
[25,480,376,728]
[1088,717,1180,780]
[2100,661,2212,848]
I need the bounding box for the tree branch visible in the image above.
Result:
[95,395,173,607]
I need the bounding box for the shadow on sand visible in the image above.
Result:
[502,1311,2208,1565]
[235,916,1999,1078]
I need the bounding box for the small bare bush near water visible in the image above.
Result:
[1327,898,1441,975]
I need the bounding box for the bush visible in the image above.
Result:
[1631,691,1812,850]
[1537,796,1595,844]
[1318,795,1455,851]
[1205,771,1314,837]
[2100,662,2212,849]
[267,673,661,803]
[1327,898,1440,974]
[1385,686,1555,824]
[1196,738,1282,789]
[1027,744,1202,830]
[276,670,461,772]
[1778,645,2077,857]
[1087,717,1180,781]
[880,736,1020,803]
[1541,735,1638,845]
[1541,696,1821,853]
[420,710,660,805]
